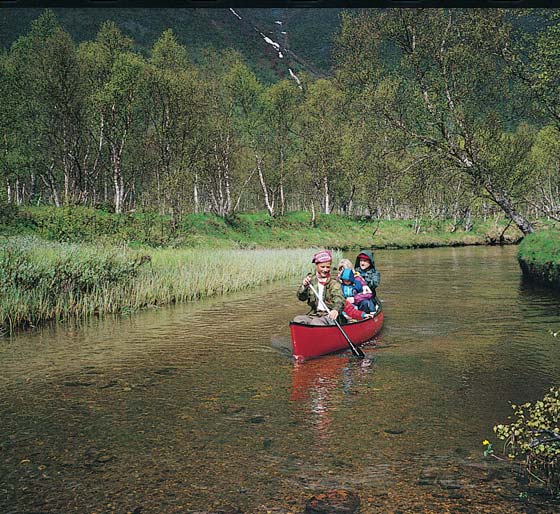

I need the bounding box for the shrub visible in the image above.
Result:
[0,202,20,225]
[494,387,560,495]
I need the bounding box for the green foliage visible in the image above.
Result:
[494,387,560,494]
[0,236,147,296]
[0,206,524,251]
[513,10,560,127]
[519,230,560,266]
[1,8,553,229]
[517,230,560,287]
[334,9,537,235]
[0,202,20,225]
[0,237,315,334]
[13,206,173,246]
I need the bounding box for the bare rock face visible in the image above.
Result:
[304,489,360,514]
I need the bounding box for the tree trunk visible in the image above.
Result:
[311,199,317,227]
[485,183,534,235]
[112,148,125,214]
[322,162,330,214]
[255,151,275,217]
[279,146,286,216]
[42,162,61,207]
[113,168,124,214]
[193,171,199,214]
[223,135,232,216]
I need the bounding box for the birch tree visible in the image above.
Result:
[81,22,145,213]
[145,29,205,225]
[299,78,344,214]
[7,10,86,206]
[336,9,536,234]
[261,80,302,216]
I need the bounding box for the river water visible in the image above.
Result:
[1,245,559,513]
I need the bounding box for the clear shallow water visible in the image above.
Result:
[1,245,560,512]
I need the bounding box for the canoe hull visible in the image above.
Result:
[290,311,384,361]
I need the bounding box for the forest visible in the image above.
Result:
[1,8,559,236]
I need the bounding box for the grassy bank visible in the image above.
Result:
[0,205,533,334]
[0,236,327,335]
[0,205,524,249]
[518,230,560,289]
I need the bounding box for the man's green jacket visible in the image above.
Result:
[297,275,345,315]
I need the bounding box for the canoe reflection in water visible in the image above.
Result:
[290,353,376,440]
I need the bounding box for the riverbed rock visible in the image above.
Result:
[417,466,438,486]
[247,415,266,424]
[221,404,245,415]
[62,380,94,387]
[384,428,405,435]
[438,478,463,490]
[304,489,360,514]
[189,507,242,514]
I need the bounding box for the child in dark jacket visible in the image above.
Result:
[354,250,381,312]
[355,250,380,292]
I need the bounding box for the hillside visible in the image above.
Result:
[0,7,344,83]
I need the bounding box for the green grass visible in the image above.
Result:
[0,236,334,334]
[2,207,554,333]
[517,230,560,288]
[0,205,525,250]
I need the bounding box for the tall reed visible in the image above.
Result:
[1,237,335,334]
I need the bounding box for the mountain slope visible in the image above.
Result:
[0,8,344,84]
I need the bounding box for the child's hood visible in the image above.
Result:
[355,250,375,269]
[340,268,355,282]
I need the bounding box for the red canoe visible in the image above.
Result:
[290,310,384,361]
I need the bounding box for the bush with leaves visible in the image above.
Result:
[494,387,560,495]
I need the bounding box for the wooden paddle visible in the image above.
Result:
[307,281,365,359]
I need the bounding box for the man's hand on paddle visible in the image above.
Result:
[327,309,338,320]
[302,274,312,288]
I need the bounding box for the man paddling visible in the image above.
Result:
[293,250,344,326]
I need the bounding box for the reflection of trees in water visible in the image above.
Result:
[290,353,376,440]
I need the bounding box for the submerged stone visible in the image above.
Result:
[438,479,463,490]
[247,415,266,424]
[304,489,360,514]
[384,428,405,435]
[190,508,242,514]
[62,381,94,387]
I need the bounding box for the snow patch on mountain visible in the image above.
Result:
[289,68,302,86]
[229,8,242,20]
[260,32,281,51]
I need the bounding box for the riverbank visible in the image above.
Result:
[0,237,321,335]
[0,205,523,249]
[518,230,560,289]
[0,205,534,335]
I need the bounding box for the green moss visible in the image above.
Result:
[517,230,560,288]
[518,230,560,265]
